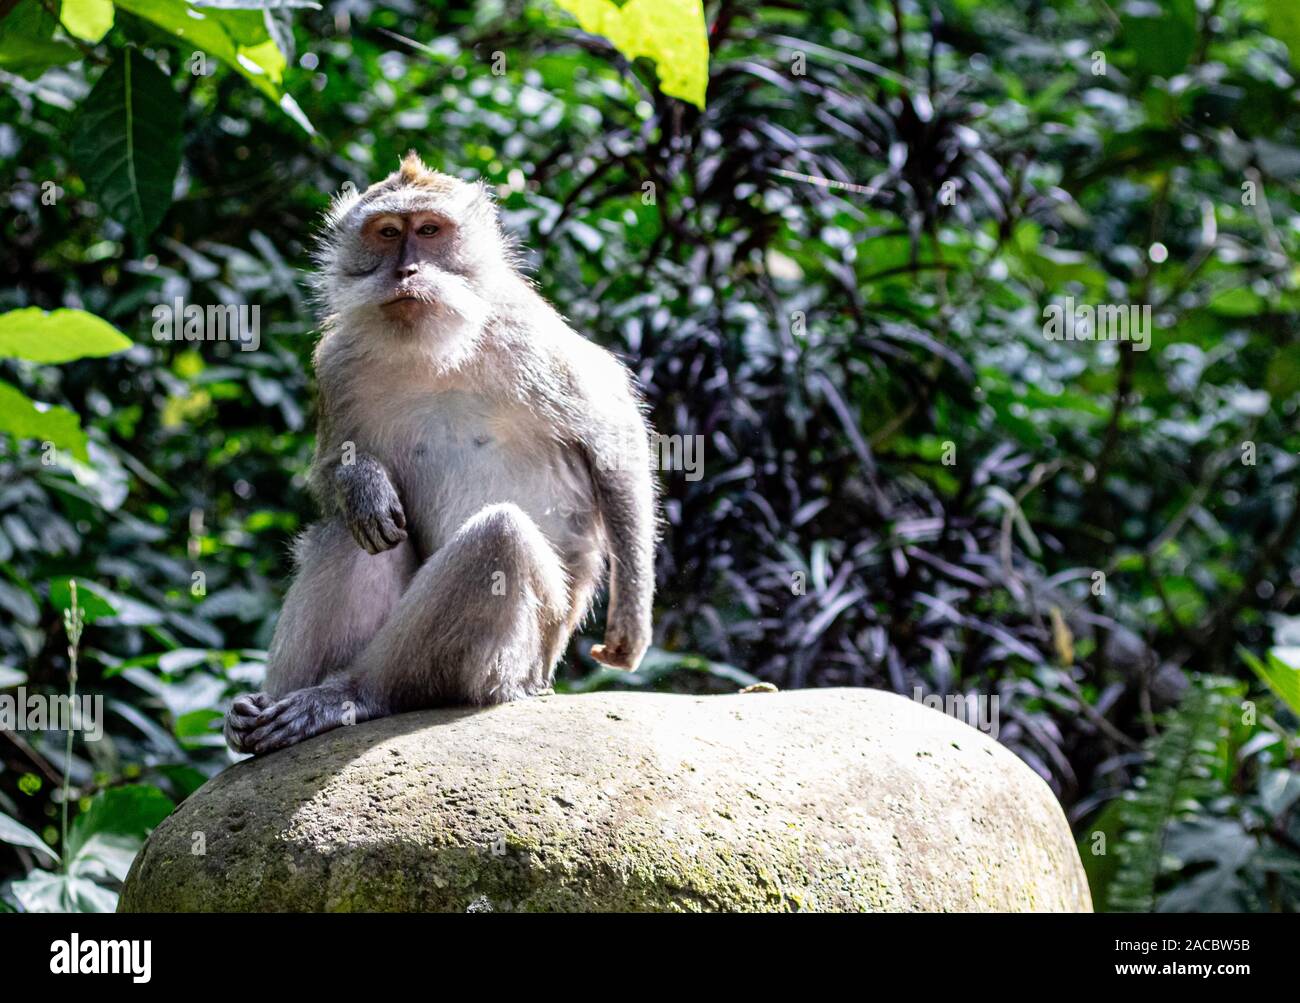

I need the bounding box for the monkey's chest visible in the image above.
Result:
[375,393,596,556]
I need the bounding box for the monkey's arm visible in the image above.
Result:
[577,368,657,672]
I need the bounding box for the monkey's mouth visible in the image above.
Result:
[379,292,434,311]
[381,294,434,320]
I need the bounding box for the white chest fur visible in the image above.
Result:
[349,377,596,562]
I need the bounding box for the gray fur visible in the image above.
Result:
[226,155,657,755]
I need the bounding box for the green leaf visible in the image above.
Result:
[61,0,115,42]
[1266,344,1300,400]
[0,811,60,864]
[0,3,80,79]
[69,832,143,883]
[192,0,321,7]
[70,48,184,244]
[1109,676,1243,912]
[1265,0,1300,65]
[1242,646,1300,719]
[1121,0,1197,78]
[11,870,119,912]
[554,0,709,109]
[66,785,174,862]
[0,308,132,364]
[0,380,88,461]
[114,0,285,99]
[48,578,123,624]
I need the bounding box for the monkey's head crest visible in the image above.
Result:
[316,153,517,343]
[323,153,494,236]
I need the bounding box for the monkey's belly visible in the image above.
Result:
[377,399,599,566]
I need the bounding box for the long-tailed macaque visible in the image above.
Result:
[225,154,656,755]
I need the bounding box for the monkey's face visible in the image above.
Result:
[354,208,466,326]
[320,156,507,340]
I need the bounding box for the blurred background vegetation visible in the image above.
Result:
[1,0,1299,912]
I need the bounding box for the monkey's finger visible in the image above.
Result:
[248,696,297,731]
[232,694,269,716]
[224,718,255,752]
[257,694,298,720]
[247,714,296,748]
[353,522,384,554]
[377,520,406,547]
[390,506,406,530]
[251,724,298,755]
[347,518,380,553]
[226,711,259,734]
[252,710,320,754]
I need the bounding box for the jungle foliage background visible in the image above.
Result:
[1,0,1299,913]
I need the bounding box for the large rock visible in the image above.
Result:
[119,688,1091,912]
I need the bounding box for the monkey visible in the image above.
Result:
[224,153,657,755]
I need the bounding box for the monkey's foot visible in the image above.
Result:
[236,682,363,756]
[224,692,273,754]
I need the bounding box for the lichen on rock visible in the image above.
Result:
[119,688,1092,912]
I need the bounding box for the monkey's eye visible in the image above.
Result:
[378,225,401,240]
[417,223,440,237]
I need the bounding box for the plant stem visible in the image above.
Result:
[61,580,84,874]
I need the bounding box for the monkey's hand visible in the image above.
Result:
[335,456,408,554]
[590,615,650,672]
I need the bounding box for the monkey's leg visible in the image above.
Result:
[225,518,416,752]
[240,503,569,755]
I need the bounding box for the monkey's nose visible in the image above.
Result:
[395,263,419,278]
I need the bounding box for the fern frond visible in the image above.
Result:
[1108,675,1243,912]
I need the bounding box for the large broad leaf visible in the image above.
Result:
[1266,0,1300,65]
[0,380,88,461]
[61,0,115,42]
[71,48,184,244]
[10,869,121,913]
[0,812,59,864]
[66,785,174,862]
[115,0,276,96]
[115,0,314,131]
[10,787,174,913]
[0,308,132,364]
[0,2,80,79]
[554,0,708,109]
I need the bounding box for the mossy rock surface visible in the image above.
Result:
[119,688,1091,912]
